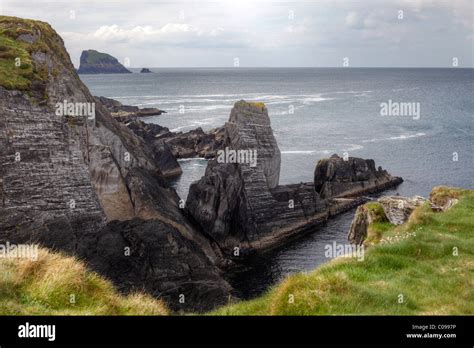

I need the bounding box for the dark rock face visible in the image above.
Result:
[164,126,225,159]
[95,96,165,119]
[0,28,107,252]
[122,118,225,160]
[347,205,370,245]
[186,101,403,254]
[77,49,132,74]
[0,17,232,312]
[186,101,328,254]
[80,218,233,313]
[140,68,152,73]
[314,154,403,199]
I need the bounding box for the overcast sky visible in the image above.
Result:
[1,0,473,68]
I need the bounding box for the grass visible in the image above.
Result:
[82,49,115,64]
[0,16,70,92]
[1,187,472,316]
[211,187,474,315]
[0,27,35,90]
[363,201,393,245]
[0,247,169,315]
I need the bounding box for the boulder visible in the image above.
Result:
[429,186,461,212]
[377,195,427,225]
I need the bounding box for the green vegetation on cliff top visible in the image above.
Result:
[0,16,68,91]
[212,186,474,315]
[82,49,117,64]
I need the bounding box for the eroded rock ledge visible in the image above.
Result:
[186,101,403,256]
[95,96,166,120]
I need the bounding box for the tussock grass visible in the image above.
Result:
[0,248,169,315]
[211,187,474,315]
[0,16,70,91]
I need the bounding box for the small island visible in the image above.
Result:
[77,49,132,74]
[140,68,153,73]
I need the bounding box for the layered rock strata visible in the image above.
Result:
[186,101,402,255]
[314,154,403,199]
[0,16,231,311]
[95,96,165,120]
[378,195,427,225]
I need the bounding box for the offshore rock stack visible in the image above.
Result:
[186,101,403,256]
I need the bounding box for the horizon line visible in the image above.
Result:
[115,66,474,69]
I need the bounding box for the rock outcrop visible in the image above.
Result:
[0,16,231,311]
[378,195,427,225]
[429,186,461,212]
[164,126,226,159]
[314,154,403,199]
[122,118,225,159]
[140,68,152,73]
[348,202,389,245]
[348,188,462,246]
[186,101,401,254]
[95,96,165,120]
[77,49,132,74]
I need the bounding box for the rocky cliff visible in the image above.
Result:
[0,16,231,311]
[77,49,131,74]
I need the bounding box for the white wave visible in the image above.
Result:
[363,132,426,143]
[281,150,317,154]
[301,96,334,104]
[340,144,364,152]
[389,132,426,140]
[281,149,332,155]
[177,158,209,163]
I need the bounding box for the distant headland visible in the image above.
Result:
[77,49,131,74]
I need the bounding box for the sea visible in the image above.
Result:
[81,68,473,298]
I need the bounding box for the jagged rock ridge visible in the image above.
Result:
[186,100,403,255]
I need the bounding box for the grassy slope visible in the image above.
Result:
[0,16,68,91]
[212,187,474,315]
[0,248,168,315]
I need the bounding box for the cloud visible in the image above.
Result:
[86,23,224,44]
[2,0,472,67]
[345,12,364,29]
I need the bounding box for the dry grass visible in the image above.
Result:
[0,247,169,315]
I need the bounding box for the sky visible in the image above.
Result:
[1,0,473,68]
